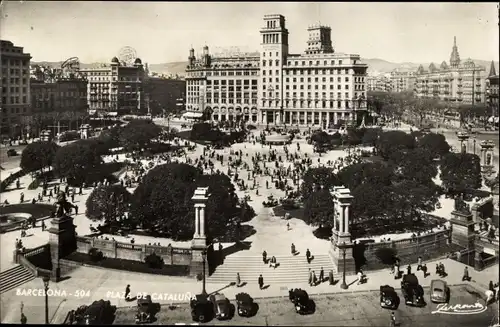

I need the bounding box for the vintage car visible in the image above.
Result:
[135,295,154,324]
[235,292,255,317]
[209,293,232,320]
[430,279,449,303]
[190,294,213,323]
[289,288,313,315]
[401,274,425,307]
[380,285,399,309]
[75,300,116,325]
[7,149,18,157]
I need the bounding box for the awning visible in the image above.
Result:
[182,112,203,119]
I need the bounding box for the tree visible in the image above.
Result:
[394,148,437,185]
[440,152,482,193]
[20,141,59,174]
[303,188,334,227]
[417,132,450,159]
[119,120,162,152]
[85,184,132,222]
[300,167,340,200]
[376,130,416,160]
[389,179,440,223]
[131,163,243,241]
[53,140,102,185]
[361,127,382,146]
[337,162,394,191]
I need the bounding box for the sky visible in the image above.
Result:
[1,1,499,64]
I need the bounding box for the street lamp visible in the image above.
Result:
[473,138,477,155]
[340,242,348,290]
[201,250,207,295]
[42,275,50,324]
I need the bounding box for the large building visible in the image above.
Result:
[486,61,499,118]
[414,37,487,105]
[30,64,88,114]
[0,40,32,137]
[80,57,146,115]
[390,70,415,93]
[185,14,368,126]
[367,75,392,92]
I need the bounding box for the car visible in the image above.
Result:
[75,299,116,325]
[190,294,213,323]
[380,285,399,309]
[289,288,314,315]
[401,274,425,307]
[235,292,255,317]
[430,279,449,303]
[7,149,18,157]
[209,293,232,320]
[135,295,154,324]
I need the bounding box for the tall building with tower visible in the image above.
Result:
[414,37,487,105]
[486,61,499,118]
[185,14,368,126]
[0,40,32,137]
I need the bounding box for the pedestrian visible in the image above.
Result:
[262,250,267,264]
[286,222,290,231]
[236,272,241,287]
[258,274,264,290]
[436,263,440,275]
[308,268,313,286]
[16,179,20,189]
[20,312,27,324]
[357,270,364,285]
[319,267,324,283]
[422,263,428,277]
[417,256,422,271]
[439,262,446,276]
[306,248,311,264]
[20,192,24,203]
[462,266,470,281]
[390,312,396,327]
[125,284,131,300]
[74,205,79,215]
[79,187,83,195]
[312,271,317,286]
[71,193,75,202]
[329,270,334,285]
[291,243,296,255]
[407,264,411,275]
[41,221,46,231]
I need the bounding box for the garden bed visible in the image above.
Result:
[64,252,190,276]
[0,203,54,219]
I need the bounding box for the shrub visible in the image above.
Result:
[144,252,164,269]
[27,178,41,190]
[374,247,397,265]
[59,131,81,142]
[88,248,104,262]
[246,124,257,130]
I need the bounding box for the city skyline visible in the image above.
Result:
[1,2,499,64]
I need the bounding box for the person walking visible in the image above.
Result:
[125,284,131,301]
[422,263,428,277]
[312,271,317,286]
[291,243,296,255]
[319,267,324,283]
[306,248,311,264]
[407,264,412,275]
[258,274,264,290]
[262,250,267,264]
[286,222,290,231]
[417,256,422,271]
[462,266,470,281]
[236,272,241,287]
[308,268,313,286]
[390,312,396,327]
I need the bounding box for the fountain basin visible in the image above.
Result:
[0,213,32,227]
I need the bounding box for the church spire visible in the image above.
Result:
[449,36,461,68]
[489,60,497,77]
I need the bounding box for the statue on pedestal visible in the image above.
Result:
[54,191,76,217]
[454,196,471,215]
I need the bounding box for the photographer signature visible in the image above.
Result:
[431,302,487,315]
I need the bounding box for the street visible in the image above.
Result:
[0,144,26,172]
[113,286,498,326]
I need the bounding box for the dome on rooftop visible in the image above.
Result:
[134,58,142,64]
[111,57,119,63]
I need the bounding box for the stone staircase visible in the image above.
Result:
[207,254,339,285]
[0,265,36,294]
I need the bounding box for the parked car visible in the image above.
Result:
[7,149,18,157]
[190,294,213,323]
[235,292,255,317]
[135,295,154,324]
[380,285,399,309]
[209,293,232,320]
[74,299,116,325]
[430,279,449,303]
[401,274,425,307]
[289,288,314,315]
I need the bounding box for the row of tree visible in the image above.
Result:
[302,130,482,237]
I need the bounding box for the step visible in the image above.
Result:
[0,266,36,294]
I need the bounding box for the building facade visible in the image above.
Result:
[30,65,87,114]
[414,37,487,105]
[390,70,415,93]
[185,14,368,126]
[0,40,32,137]
[143,77,186,116]
[486,61,499,117]
[367,75,392,92]
[80,57,145,115]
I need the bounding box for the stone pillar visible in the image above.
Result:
[48,214,77,282]
[191,187,209,278]
[339,205,345,234]
[450,209,475,250]
[480,140,495,173]
[345,205,350,234]
[329,186,355,274]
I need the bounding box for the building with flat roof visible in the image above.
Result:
[414,37,487,105]
[0,40,32,137]
[390,70,416,93]
[185,14,368,127]
[486,61,499,118]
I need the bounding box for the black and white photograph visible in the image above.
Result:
[0,1,499,326]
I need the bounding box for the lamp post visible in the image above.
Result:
[201,250,207,295]
[42,276,50,324]
[473,138,477,155]
[340,242,348,290]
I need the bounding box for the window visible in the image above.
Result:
[345,85,349,90]
[339,60,343,65]
[345,77,349,82]
[275,60,279,66]
[337,85,341,90]
[337,77,341,82]
[269,60,273,66]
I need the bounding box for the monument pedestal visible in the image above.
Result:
[191,237,208,279]
[329,232,356,274]
[48,214,77,282]
[449,210,475,250]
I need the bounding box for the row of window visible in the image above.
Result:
[262,100,354,109]
[207,80,258,86]
[3,87,28,93]
[2,68,29,75]
[1,58,29,66]
[1,107,28,114]
[3,77,28,85]
[1,96,28,104]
